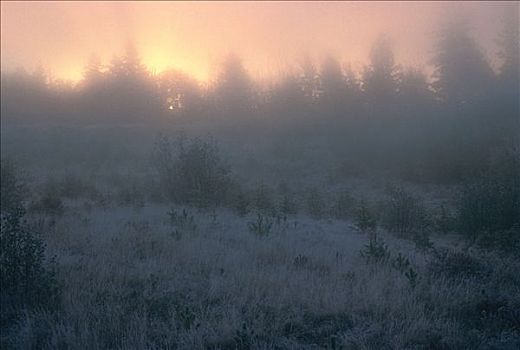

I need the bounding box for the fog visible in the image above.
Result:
[1,2,519,349]
[0,1,513,81]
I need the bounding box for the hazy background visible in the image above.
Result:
[1,3,520,349]
[0,1,513,83]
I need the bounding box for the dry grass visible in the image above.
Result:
[3,203,519,349]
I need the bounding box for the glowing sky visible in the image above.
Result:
[0,1,515,83]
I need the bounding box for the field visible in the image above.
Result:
[1,3,519,347]
[1,130,519,349]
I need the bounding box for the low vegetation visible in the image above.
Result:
[1,141,518,349]
[152,135,233,208]
[1,4,519,348]
[0,167,60,348]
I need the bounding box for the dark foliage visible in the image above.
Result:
[153,135,233,208]
[428,248,489,280]
[354,202,377,234]
[381,185,430,238]
[1,16,517,186]
[0,160,24,215]
[0,208,60,334]
[456,151,520,248]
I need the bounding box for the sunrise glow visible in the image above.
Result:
[0,1,509,83]
[1,2,518,348]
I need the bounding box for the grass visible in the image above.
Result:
[2,145,519,349]
[2,201,519,349]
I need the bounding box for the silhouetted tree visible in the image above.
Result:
[495,6,520,146]
[432,19,494,107]
[273,74,306,106]
[399,68,435,116]
[269,73,308,125]
[213,53,254,115]
[319,56,346,103]
[95,44,159,122]
[109,44,147,79]
[363,36,400,114]
[0,67,53,124]
[497,6,520,86]
[157,69,202,114]
[344,64,361,100]
[426,19,500,182]
[298,56,318,101]
[83,54,105,87]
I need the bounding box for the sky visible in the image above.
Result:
[0,1,515,83]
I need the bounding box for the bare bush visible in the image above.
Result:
[153,135,233,208]
[381,185,430,237]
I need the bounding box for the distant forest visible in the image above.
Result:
[1,17,518,184]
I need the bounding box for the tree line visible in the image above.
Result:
[1,16,518,183]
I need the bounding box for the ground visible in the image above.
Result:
[6,200,519,349]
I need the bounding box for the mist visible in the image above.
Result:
[1,2,519,349]
[0,1,512,81]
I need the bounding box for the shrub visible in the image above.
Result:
[0,159,24,215]
[391,253,410,273]
[354,202,377,234]
[153,135,233,208]
[427,248,489,280]
[360,235,390,264]
[0,208,60,329]
[279,194,298,216]
[331,190,355,220]
[0,162,59,313]
[92,191,111,209]
[55,173,99,200]
[305,187,325,220]
[475,225,520,253]
[404,268,419,289]
[412,230,434,252]
[253,182,276,215]
[230,187,251,217]
[456,176,519,241]
[30,188,64,216]
[454,289,520,336]
[277,183,298,216]
[435,205,456,234]
[248,213,273,237]
[454,149,520,249]
[293,254,310,269]
[167,208,197,232]
[116,184,145,208]
[381,185,429,237]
